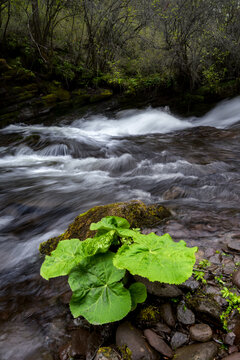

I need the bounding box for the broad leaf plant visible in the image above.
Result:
[40,216,197,325]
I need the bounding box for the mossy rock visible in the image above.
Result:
[41,93,58,105]
[54,88,71,101]
[39,200,171,255]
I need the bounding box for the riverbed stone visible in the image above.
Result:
[186,292,222,325]
[223,332,236,346]
[159,303,176,328]
[170,331,189,349]
[174,341,218,360]
[116,322,159,360]
[232,271,240,289]
[154,322,171,335]
[189,323,213,342]
[177,303,195,325]
[39,200,171,255]
[135,276,183,298]
[144,329,173,358]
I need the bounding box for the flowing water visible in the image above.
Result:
[0,97,240,359]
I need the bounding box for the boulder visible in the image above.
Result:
[39,200,171,255]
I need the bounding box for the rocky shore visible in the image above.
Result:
[38,201,240,360]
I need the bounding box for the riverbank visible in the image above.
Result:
[1,57,240,128]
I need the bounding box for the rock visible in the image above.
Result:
[186,293,222,326]
[144,329,173,358]
[116,322,159,360]
[135,276,183,298]
[170,332,189,349]
[209,253,221,264]
[174,341,218,360]
[229,346,239,354]
[177,303,195,325]
[163,186,185,200]
[90,89,113,103]
[223,332,236,346]
[222,354,240,360]
[228,240,240,252]
[204,248,216,258]
[0,59,11,73]
[179,277,200,291]
[189,324,213,342]
[39,200,171,255]
[155,322,171,335]
[137,306,162,326]
[159,303,176,328]
[233,271,240,289]
[94,347,119,360]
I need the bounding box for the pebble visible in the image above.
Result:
[174,341,218,360]
[232,271,240,289]
[189,324,213,342]
[177,303,195,325]
[170,331,189,349]
[159,303,176,328]
[116,322,158,360]
[209,254,221,264]
[144,329,173,358]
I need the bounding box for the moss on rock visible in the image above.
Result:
[39,200,171,255]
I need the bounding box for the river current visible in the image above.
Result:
[0,97,240,359]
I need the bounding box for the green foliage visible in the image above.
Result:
[40,215,197,324]
[220,287,240,331]
[193,270,207,284]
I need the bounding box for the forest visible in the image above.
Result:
[1,0,240,95]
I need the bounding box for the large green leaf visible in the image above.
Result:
[90,216,130,232]
[129,282,147,310]
[113,233,198,284]
[40,239,83,280]
[81,230,116,256]
[69,252,131,324]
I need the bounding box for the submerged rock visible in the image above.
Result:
[39,200,171,255]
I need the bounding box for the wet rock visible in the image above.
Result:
[39,200,171,255]
[179,277,200,291]
[116,322,159,360]
[94,347,119,360]
[59,342,71,360]
[228,240,240,252]
[163,186,185,200]
[229,346,239,355]
[233,271,240,289]
[177,303,195,325]
[222,354,240,360]
[174,341,218,360]
[223,332,236,346]
[135,276,183,298]
[186,293,222,325]
[154,323,171,335]
[189,324,213,342]
[137,306,162,326]
[159,303,176,328]
[144,329,173,358]
[170,332,189,349]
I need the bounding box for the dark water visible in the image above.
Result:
[0,97,240,359]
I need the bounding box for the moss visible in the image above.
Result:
[0,58,11,73]
[41,93,58,105]
[118,346,132,360]
[54,88,71,101]
[90,89,113,103]
[136,305,162,327]
[39,200,171,255]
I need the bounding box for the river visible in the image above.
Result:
[0,97,240,359]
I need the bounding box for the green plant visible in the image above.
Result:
[220,287,240,331]
[40,216,197,325]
